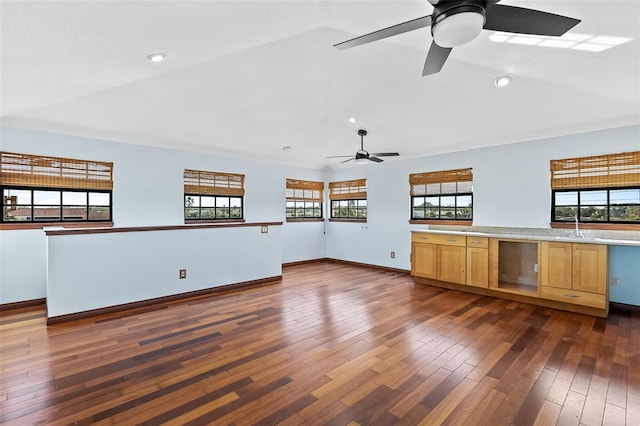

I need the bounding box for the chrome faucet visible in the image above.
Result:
[574,215,584,238]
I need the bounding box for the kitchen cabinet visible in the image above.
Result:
[466,237,489,288]
[411,237,437,279]
[411,231,611,317]
[411,233,465,284]
[540,241,607,309]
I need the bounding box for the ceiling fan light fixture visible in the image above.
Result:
[432,6,486,48]
[355,157,368,165]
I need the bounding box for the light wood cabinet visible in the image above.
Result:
[411,231,610,317]
[540,241,607,309]
[540,241,572,289]
[411,242,437,279]
[438,245,466,284]
[466,237,489,288]
[573,244,607,294]
[411,233,465,284]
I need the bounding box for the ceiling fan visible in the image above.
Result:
[334,0,581,76]
[327,129,399,164]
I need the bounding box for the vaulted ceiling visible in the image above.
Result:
[1,1,638,168]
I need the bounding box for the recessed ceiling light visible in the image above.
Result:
[147,53,166,63]
[494,76,512,87]
[348,116,357,123]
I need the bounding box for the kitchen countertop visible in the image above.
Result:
[411,228,640,247]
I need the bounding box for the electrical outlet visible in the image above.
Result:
[261,225,268,233]
[390,251,395,259]
[179,269,187,279]
[611,276,620,286]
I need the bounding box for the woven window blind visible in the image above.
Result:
[550,151,640,189]
[184,169,245,196]
[329,178,367,200]
[286,179,324,202]
[0,151,113,190]
[409,168,472,196]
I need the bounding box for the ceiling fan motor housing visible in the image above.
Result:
[432,2,487,48]
[355,150,369,160]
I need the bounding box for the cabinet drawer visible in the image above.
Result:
[540,286,607,309]
[412,233,466,246]
[412,233,437,243]
[466,237,489,248]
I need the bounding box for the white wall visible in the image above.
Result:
[1,125,639,305]
[0,126,326,304]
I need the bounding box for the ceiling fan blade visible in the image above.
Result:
[334,15,432,50]
[326,155,354,158]
[341,158,355,163]
[484,4,581,36]
[370,152,399,157]
[423,41,452,76]
[368,157,384,163]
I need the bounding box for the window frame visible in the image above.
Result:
[411,193,473,221]
[184,194,244,222]
[0,151,114,229]
[183,169,245,223]
[330,199,367,220]
[551,186,640,225]
[328,179,367,222]
[409,168,473,225]
[285,178,324,222]
[2,185,113,224]
[550,151,640,230]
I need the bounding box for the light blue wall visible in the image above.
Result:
[608,246,640,306]
[0,126,327,304]
[1,125,639,306]
[324,125,640,305]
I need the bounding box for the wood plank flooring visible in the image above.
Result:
[1,261,638,425]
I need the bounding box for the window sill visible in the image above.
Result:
[286,218,324,223]
[409,220,472,226]
[329,218,367,223]
[0,221,114,231]
[550,222,640,231]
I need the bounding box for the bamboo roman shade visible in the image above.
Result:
[409,168,473,195]
[286,179,324,202]
[329,178,367,200]
[0,151,113,190]
[550,151,640,189]
[184,169,245,196]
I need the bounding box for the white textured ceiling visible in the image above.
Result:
[1,0,639,169]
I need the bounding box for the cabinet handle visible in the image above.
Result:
[564,293,580,298]
[471,241,483,245]
[446,238,457,242]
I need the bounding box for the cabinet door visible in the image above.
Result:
[412,243,437,279]
[540,241,572,289]
[437,245,466,284]
[573,244,607,294]
[466,247,489,288]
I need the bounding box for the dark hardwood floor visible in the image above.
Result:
[1,261,638,425]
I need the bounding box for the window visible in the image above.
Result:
[329,179,367,220]
[551,151,640,224]
[1,151,113,225]
[409,168,473,222]
[286,179,324,221]
[184,169,244,222]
